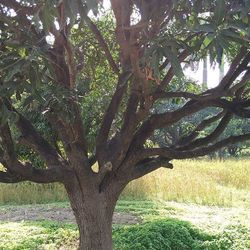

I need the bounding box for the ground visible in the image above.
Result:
[0,200,249,249]
[0,201,249,232]
[0,203,141,225]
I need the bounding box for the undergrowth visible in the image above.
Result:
[113,219,250,250]
[0,219,249,250]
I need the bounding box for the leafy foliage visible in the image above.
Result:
[113,219,250,250]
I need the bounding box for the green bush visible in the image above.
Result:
[113,218,248,250]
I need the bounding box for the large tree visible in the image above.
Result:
[0,0,250,249]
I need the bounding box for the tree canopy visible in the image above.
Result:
[0,0,250,249]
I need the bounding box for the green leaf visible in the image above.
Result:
[195,24,215,33]
[163,47,184,78]
[215,41,223,65]
[214,0,225,24]
[40,1,57,32]
[4,59,26,82]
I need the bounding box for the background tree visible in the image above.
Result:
[0,0,250,249]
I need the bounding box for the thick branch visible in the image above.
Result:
[140,133,250,160]
[16,114,65,167]
[177,112,232,150]
[0,171,23,183]
[0,165,67,184]
[132,99,216,148]
[153,91,204,101]
[177,111,225,146]
[3,99,65,167]
[0,122,67,184]
[130,157,173,181]
[96,72,131,156]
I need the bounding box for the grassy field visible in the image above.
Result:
[122,159,250,207]
[0,159,249,249]
[0,159,249,207]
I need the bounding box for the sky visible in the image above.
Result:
[185,60,229,88]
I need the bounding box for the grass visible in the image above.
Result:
[113,219,250,250]
[0,159,249,206]
[0,212,249,249]
[0,221,78,250]
[0,183,67,205]
[121,159,250,207]
[0,198,249,249]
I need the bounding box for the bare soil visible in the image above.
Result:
[0,205,141,225]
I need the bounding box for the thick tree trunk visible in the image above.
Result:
[76,200,114,250]
[65,176,122,250]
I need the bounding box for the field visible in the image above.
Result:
[0,159,249,249]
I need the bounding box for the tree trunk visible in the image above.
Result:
[76,201,114,250]
[65,176,121,250]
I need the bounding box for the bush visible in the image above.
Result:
[113,218,249,250]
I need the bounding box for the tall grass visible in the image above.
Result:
[0,159,249,206]
[0,183,67,204]
[121,159,250,207]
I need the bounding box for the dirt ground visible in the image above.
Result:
[0,201,249,231]
[0,205,141,225]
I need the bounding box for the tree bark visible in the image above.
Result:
[65,175,121,250]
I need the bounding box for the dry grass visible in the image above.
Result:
[0,183,67,204]
[121,159,250,207]
[0,159,249,206]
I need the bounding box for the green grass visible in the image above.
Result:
[0,198,249,249]
[113,219,250,250]
[0,218,249,250]
[0,159,249,206]
[0,221,78,250]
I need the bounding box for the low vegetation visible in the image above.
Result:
[0,201,249,250]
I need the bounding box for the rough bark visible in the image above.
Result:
[64,173,124,250]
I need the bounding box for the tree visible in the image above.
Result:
[0,0,250,249]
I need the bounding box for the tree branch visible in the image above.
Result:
[215,48,250,91]
[177,112,232,150]
[140,133,250,160]
[16,114,65,167]
[96,71,131,158]
[0,121,67,184]
[130,157,173,181]
[0,164,67,184]
[131,99,216,148]
[177,111,225,146]
[79,3,120,74]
